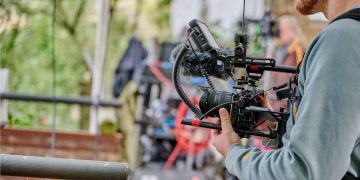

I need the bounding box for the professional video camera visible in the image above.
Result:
[172,19,297,147]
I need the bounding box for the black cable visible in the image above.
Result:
[173,39,232,119]
[199,102,235,120]
[293,59,303,85]
[187,33,215,90]
[50,0,57,157]
[242,0,246,34]
[172,46,203,118]
[253,119,266,128]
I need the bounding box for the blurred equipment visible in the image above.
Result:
[117,81,139,162]
[113,37,148,162]
[113,37,148,97]
[159,42,178,62]
[129,39,215,179]
[265,15,305,111]
[129,40,178,168]
[163,100,212,170]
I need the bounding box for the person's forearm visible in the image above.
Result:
[224,19,360,180]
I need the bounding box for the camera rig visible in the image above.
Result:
[173,19,297,147]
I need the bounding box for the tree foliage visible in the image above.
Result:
[0,0,171,131]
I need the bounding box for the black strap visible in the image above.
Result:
[332,7,360,180]
[289,8,360,180]
[331,8,360,23]
[342,172,360,180]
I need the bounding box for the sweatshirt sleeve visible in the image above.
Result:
[225,19,360,180]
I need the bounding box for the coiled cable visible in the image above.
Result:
[172,45,203,118]
[187,30,215,90]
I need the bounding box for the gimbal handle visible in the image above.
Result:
[181,119,278,139]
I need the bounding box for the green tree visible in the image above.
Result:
[0,0,172,131]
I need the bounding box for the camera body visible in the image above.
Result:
[189,19,280,138]
[199,87,264,138]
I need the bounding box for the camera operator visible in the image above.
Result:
[212,0,360,179]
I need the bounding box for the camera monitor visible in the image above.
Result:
[189,19,220,52]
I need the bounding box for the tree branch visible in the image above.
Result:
[71,0,86,35]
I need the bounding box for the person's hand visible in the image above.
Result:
[253,93,276,141]
[257,92,273,111]
[212,108,241,157]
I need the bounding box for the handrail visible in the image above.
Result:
[0,93,122,107]
[0,154,130,180]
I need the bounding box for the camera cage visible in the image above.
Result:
[173,19,297,147]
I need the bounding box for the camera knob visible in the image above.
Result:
[235,46,244,55]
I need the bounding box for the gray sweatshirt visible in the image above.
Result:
[225,5,360,180]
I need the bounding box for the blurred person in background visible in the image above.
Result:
[253,15,305,152]
[267,14,305,111]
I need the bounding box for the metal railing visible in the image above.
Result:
[0,154,130,179]
[0,93,122,107]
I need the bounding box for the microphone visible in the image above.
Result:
[170,44,231,80]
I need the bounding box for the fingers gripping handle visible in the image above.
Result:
[181,119,221,130]
[181,119,278,139]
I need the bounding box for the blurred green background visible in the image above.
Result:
[0,0,172,131]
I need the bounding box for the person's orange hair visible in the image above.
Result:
[296,0,319,15]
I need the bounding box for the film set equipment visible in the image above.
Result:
[172,19,298,147]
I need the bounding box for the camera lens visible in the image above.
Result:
[199,90,233,117]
